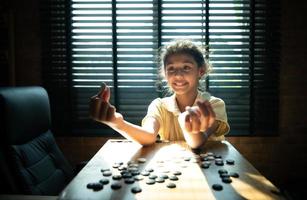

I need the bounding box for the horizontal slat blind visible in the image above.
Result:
[253,0,279,134]
[41,0,72,134]
[71,0,114,130]
[207,0,251,135]
[116,0,159,124]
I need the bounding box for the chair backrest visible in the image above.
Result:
[0,86,73,195]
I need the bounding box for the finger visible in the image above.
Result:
[106,105,116,121]
[99,101,109,121]
[199,118,208,133]
[89,98,101,120]
[197,100,209,117]
[184,114,192,132]
[102,86,110,102]
[205,101,216,127]
[185,106,201,117]
[97,82,106,98]
[197,101,209,131]
[189,111,201,134]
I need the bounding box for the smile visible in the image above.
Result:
[173,82,188,87]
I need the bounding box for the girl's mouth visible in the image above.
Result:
[173,82,188,88]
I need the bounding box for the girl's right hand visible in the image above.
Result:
[89,83,123,128]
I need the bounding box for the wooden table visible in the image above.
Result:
[59,139,285,200]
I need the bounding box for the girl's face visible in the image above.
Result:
[165,53,205,96]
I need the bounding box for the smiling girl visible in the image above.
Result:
[90,39,229,149]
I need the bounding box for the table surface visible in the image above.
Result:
[59,139,285,200]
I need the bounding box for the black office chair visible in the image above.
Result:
[0,86,73,195]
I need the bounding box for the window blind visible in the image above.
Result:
[206,0,251,135]
[70,0,114,133]
[42,0,279,136]
[41,0,72,134]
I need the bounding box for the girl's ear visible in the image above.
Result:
[198,65,206,78]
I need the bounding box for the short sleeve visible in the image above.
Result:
[210,97,230,136]
[142,98,163,129]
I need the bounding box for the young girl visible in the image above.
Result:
[90,39,229,149]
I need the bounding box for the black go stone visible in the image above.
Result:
[160,174,168,179]
[128,167,139,172]
[99,178,109,185]
[202,157,209,161]
[156,177,165,183]
[173,171,182,176]
[166,182,176,188]
[111,182,122,190]
[226,159,235,165]
[218,169,228,174]
[201,163,210,169]
[87,182,103,191]
[169,175,179,181]
[86,183,95,189]
[212,184,223,191]
[132,171,140,176]
[146,179,155,185]
[112,164,120,168]
[229,172,239,178]
[125,178,135,184]
[215,160,224,166]
[112,175,122,180]
[184,157,191,161]
[122,172,133,178]
[145,168,154,173]
[220,173,230,178]
[149,174,157,179]
[131,186,142,193]
[222,177,232,184]
[103,171,112,176]
[214,155,222,159]
[141,171,150,176]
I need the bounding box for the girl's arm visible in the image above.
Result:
[90,83,159,146]
[111,116,160,146]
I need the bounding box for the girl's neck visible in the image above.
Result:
[175,90,198,112]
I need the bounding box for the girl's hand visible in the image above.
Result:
[89,83,123,128]
[181,100,216,134]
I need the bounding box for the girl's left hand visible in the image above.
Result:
[182,100,216,134]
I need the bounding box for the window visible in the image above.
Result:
[41,0,280,136]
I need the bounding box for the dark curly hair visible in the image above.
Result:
[156,39,212,96]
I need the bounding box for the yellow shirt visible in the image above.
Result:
[142,91,230,141]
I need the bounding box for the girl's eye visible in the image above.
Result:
[183,66,191,72]
[166,67,175,73]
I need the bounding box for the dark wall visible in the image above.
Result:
[1,0,307,190]
[1,0,41,86]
